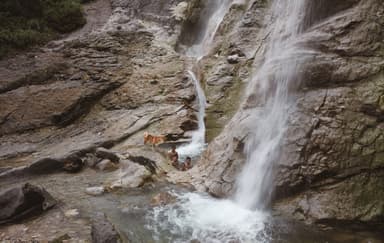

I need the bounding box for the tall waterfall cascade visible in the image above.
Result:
[234,0,309,210]
[148,0,311,242]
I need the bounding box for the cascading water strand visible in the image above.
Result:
[234,0,308,210]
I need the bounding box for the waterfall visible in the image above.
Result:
[234,0,308,209]
[147,0,311,241]
[177,70,207,159]
[187,0,233,60]
[177,0,233,159]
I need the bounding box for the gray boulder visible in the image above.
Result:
[0,183,56,225]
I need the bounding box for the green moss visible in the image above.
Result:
[205,78,245,142]
[0,0,86,59]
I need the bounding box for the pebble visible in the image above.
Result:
[64,209,80,218]
[85,186,105,196]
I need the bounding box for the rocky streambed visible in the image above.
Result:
[1,0,384,242]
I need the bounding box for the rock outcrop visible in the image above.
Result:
[0,0,199,240]
[193,0,384,225]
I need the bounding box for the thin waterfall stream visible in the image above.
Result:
[176,70,207,159]
[177,0,233,159]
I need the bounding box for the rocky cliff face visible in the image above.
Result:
[193,0,384,224]
[0,0,196,169]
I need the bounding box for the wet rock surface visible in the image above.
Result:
[192,0,384,225]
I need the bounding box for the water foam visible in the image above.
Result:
[147,192,270,243]
[177,71,207,160]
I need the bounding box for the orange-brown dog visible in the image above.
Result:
[143,132,166,146]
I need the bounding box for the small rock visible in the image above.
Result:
[83,153,101,167]
[63,157,84,173]
[85,187,105,196]
[96,159,119,171]
[227,54,240,64]
[91,213,120,243]
[64,209,80,218]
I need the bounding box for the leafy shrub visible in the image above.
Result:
[0,0,86,59]
[43,0,86,33]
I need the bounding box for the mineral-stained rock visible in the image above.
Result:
[0,183,56,225]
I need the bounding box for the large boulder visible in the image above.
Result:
[0,183,56,225]
[109,159,153,189]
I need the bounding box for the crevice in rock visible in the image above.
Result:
[51,82,123,127]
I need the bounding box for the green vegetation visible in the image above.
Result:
[0,0,87,58]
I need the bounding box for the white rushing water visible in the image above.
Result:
[234,0,308,210]
[186,0,233,60]
[176,70,207,159]
[147,0,310,242]
[178,0,233,159]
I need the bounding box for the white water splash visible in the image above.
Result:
[177,71,207,159]
[147,192,270,243]
[234,0,309,210]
